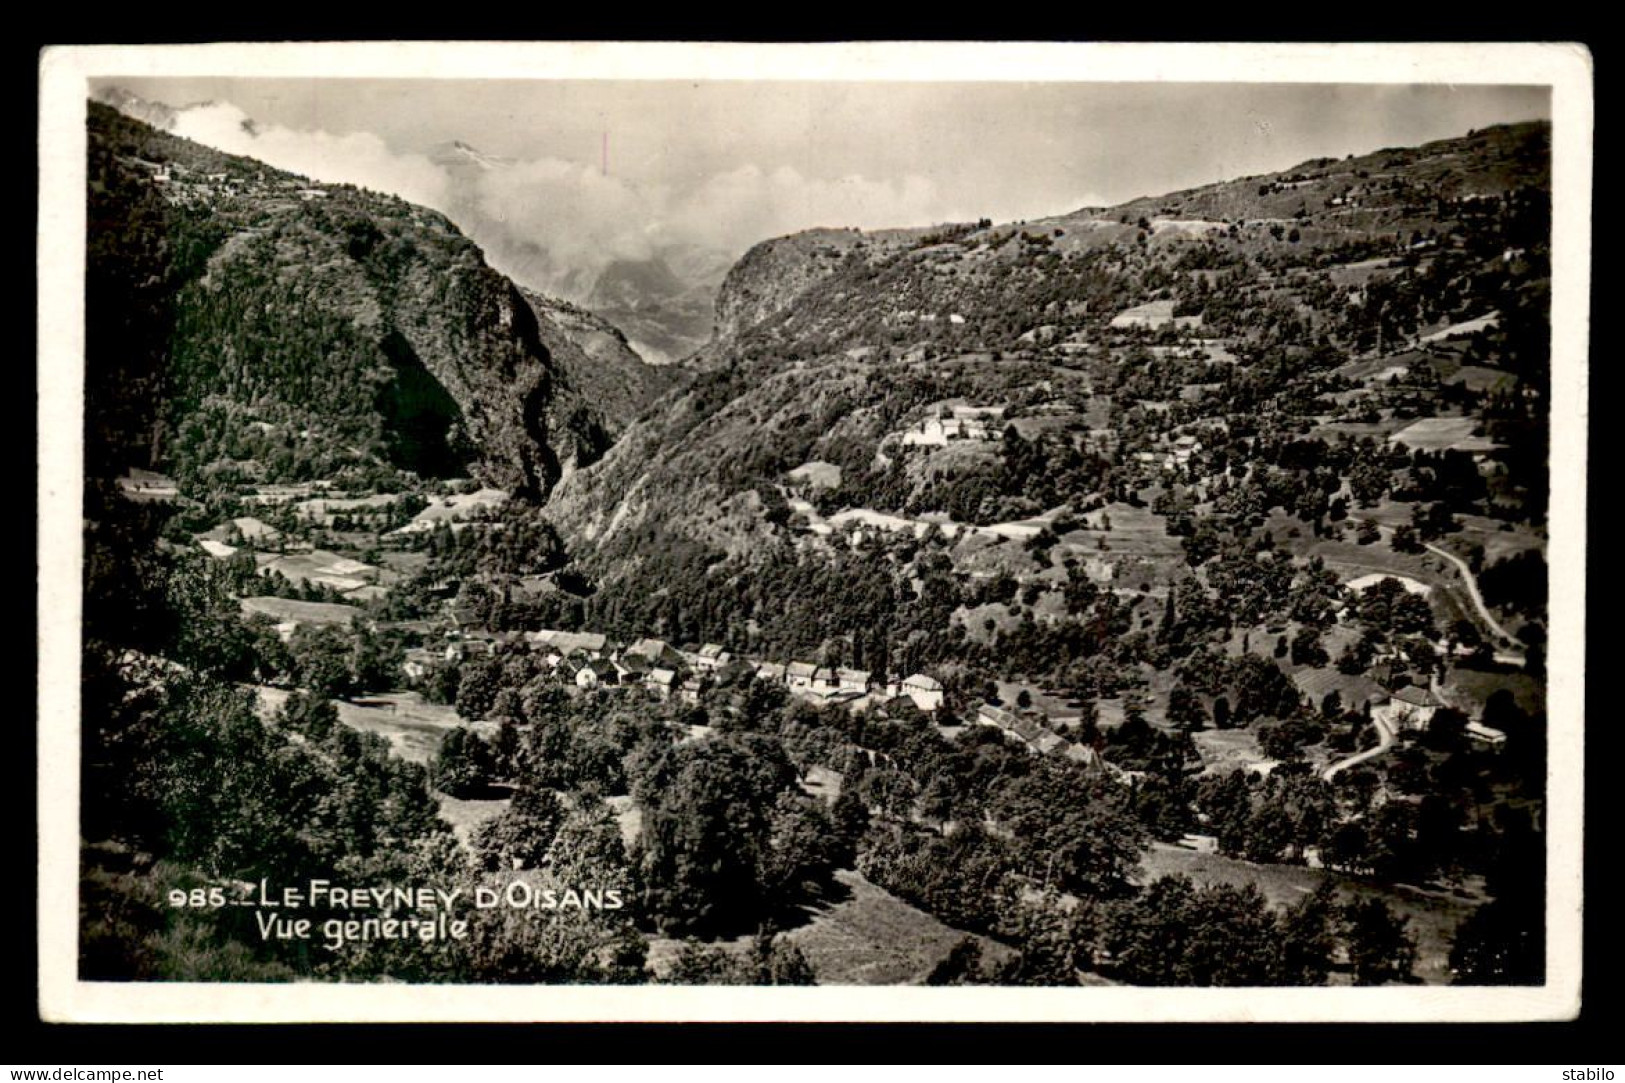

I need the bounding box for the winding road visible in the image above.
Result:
[1361,523,1526,665]
[1322,710,1397,782]
[1422,541,1525,662]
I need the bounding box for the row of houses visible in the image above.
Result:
[436,624,948,714]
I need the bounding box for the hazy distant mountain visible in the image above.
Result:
[428,139,517,173]
[520,287,686,438]
[428,136,730,363]
[586,246,733,365]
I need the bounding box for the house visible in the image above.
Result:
[624,637,683,668]
[614,654,652,685]
[679,675,705,704]
[695,643,733,671]
[1062,742,1102,771]
[1032,731,1069,756]
[527,629,607,659]
[755,661,787,686]
[836,668,871,695]
[1008,714,1048,750]
[977,704,1020,731]
[1466,721,1508,748]
[716,658,755,683]
[574,658,618,690]
[786,662,819,693]
[979,704,1047,751]
[647,668,678,699]
[446,604,482,632]
[899,673,944,712]
[1373,684,1440,732]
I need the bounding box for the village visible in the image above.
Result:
[76,94,1557,991]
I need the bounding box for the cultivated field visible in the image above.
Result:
[1191,728,1272,775]
[1072,502,1186,560]
[255,549,387,591]
[437,792,509,849]
[332,693,476,764]
[1389,416,1501,454]
[239,595,359,626]
[776,869,1015,984]
[1447,667,1545,717]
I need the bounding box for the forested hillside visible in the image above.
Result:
[87,101,609,501]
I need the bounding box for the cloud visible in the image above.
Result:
[669,165,950,252]
[172,102,449,212]
[167,101,972,298]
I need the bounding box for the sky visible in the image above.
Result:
[96,76,1551,290]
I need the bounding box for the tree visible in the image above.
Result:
[1103,876,1285,985]
[1342,899,1417,985]
[747,932,817,985]
[349,624,403,693]
[473,786,565,872]
[831,789,871,864]
[287,623,359,700]
[1167,685,1207,731]
[1290,625,1328,668]
[431,726,494,798]
[1276,881,1338,985]
[631,734,812,934]
[1390,524,1424,554]
[455,656,503,720]
[926,936,993,986]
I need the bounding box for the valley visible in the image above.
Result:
[77,97,1555,990]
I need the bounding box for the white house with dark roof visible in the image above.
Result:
[1373,684,1440,732]
[574,658,618,690]
[614,654,652,684]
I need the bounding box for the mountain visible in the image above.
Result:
[520,287,686,437]
[428,139,516,174]
[585,248,731,365]
[541,121,1551,660]
[707,123,1550,359]
[425,135,732,363]
[86,100,611,501]
[95,88,732,365]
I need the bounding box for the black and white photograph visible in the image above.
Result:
[36,41,1590,1023]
